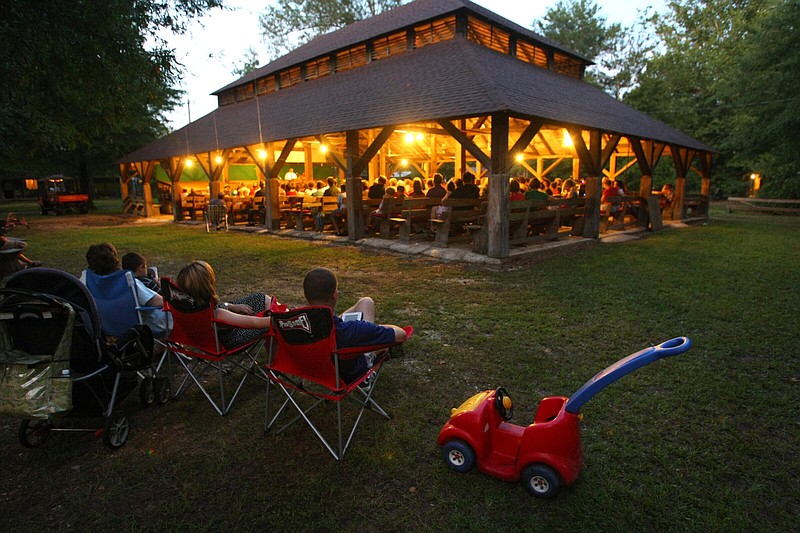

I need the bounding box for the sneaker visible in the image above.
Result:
[364,351,376,368]
[361,372,376,391]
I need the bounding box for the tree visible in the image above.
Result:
[624,0,768,197]
[0,0,223,196]
[258,0,405,60]
[724,0,800,197]
[533,0,652,97]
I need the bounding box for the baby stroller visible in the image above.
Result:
[0,268,155,449]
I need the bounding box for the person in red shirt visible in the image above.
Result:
[509,178,525,201]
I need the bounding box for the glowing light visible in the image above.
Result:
[750,173,757,180]
[320,145,328,153]
[184,158,193,167]
[400,159,408,166]
[215,155,223,164]
[563,130,573,147]
[257,149,267,159]
[515,153,524,162]
[416,133,424,142]
[404,133,414,144]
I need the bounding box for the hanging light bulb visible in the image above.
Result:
[215,155,223,165]
[257,149,267,160]
[416,132,424,142]
[400,159,408,166]
[515,153,524,162]
[184,158,193,168]
[320,145,328,153]
[405,133,414,144]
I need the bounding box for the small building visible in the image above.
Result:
[120,0,713,258]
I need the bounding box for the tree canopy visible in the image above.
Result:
[258,0,405,60]
[533,0,655,99]
[0,0,223,192]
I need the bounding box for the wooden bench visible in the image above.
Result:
[601,195,644,231]
[370,197,404,238]
[429,198,484,248]
[223,195,251,225]
[389,198,441,242]
[315,197,340,231]
[551,197,586,236]
[249,195,266,225]
[290,196,321,230]
[727,197,800,215]
[183,195,208,221]
[469,199,564,254]
[279,196,303,228]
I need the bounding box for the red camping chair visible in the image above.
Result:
[161,277,272,416]
[263,305,413,460]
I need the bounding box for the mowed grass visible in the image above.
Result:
[0,201,797,531]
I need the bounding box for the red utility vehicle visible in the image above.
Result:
[438,337,692,498]
[38,176,90,215]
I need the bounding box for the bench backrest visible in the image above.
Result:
[320,197,339,213]
[400,198,441,219]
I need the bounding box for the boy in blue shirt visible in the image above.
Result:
[302,267,407,382]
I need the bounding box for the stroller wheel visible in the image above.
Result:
[139,377,156,407]
[18,419,52,448]
[154,377,172,406]
[102,413,130,450]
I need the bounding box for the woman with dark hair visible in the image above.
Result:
[409,178,425,198]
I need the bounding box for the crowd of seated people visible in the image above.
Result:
[189,171,672,235]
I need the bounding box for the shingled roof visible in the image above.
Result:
[121,0,712,164]
[213,0,588,95]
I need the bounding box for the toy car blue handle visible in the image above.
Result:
[565,337,691,414]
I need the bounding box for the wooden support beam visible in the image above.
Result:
[353,126,393,177]
[243,144,273,177]
[437,119,492,170]
[509,118,544,156]
[315,134,347,171]
[269,139,298,179]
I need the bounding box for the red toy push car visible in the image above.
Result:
[437,336,692,498]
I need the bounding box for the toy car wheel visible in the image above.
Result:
[18,419,52,448]
[442,440,475,473]
[522,464,561,498]
[102,413,130,450]
[139,377,155,407]
[154,377,171,405]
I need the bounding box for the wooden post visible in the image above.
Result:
[488,112,510,258]
[118,164,133,214]
[674,176,686,221]
[304,143,314,183]
[669,146,695,221]
[699,152,712,216]
[582,175,601,238]
[142,179,154,217]
[345,130,364,240]
[638,174,653,228]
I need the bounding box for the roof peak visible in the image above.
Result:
[213,0,586,95]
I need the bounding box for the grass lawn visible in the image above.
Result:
[0,202,797,531]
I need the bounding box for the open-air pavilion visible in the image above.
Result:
[120,0,714,259]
